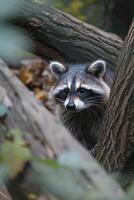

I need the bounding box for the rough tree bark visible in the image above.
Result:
[11,0,123,85]
[0,60,124,199]
[92,19,134,179]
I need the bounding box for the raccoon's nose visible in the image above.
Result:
[66,102,76,110]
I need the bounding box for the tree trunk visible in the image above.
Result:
[92,19,134,177]
[11,0,123,85]
[0,59,124,199]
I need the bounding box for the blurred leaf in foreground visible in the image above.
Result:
[0,130,31,180]
[0,0,18,19]
[0,25,31,63]
[126,183,134,200]
[32,158,92,200]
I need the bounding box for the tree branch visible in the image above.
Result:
[11,0,124,85]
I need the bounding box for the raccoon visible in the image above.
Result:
[49,60,110,150]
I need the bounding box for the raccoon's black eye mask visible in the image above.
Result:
[77,87,94,94]
[55,88,69,100]
[55,86,101,101]
[78,88,102,99]
[77,87,87,93]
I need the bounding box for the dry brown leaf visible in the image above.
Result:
[34,88,47,101]
[19,67,33,85]
[13,57,55,112]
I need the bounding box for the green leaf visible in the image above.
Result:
[0,130,31,179]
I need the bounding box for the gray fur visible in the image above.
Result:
[49,60,110,150]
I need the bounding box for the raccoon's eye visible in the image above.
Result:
[64,88,69,94]
[79,88,87,93]
[55,88,69,100]
[78,88,94,95]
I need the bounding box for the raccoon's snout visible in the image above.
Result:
[64,98,76,110]
[66,102,76,111]
[64,97,85,111]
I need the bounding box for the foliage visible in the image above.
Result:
[0,0,31,63]
[14,58,54,111]
[52,0,105,27]
[1,129,134,199]
[0,130,31,180]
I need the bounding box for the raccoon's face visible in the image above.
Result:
[49,60,110,111]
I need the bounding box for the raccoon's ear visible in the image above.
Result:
[49,61,66,79]
[86,60,106,78]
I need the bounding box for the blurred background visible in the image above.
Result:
[0,0,133,62]
[50,0,134,38]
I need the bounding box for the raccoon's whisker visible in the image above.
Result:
[84,100,97,105]
[55,102,63,107]
[95,105,106,112]
[91,104,105,113]
[84,96,102,101]
[84,100,102,106]
[84,103,96,113]
[55,99,64,105]
[92,101,106,107]
[90,102,104,108]
[84,100,105,114]
[84,99,105,106]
